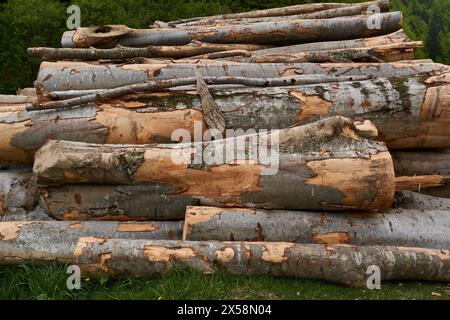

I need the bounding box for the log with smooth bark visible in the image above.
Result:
[28,43,269,60]
[33,116,396,211]
[183,206,450,249]
[392,150,450,198]
[28,75,370,111]
[168,1,390,27]
[167,1,383,26]
[246,30,411,58]
[0,103,203,164]
[35,61,449,94]
[2,238,448,287]
[61,12,402,48]
[249,42,422,63]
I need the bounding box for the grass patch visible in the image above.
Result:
[0,264,448,300]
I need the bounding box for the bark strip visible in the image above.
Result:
[33,116,395,211]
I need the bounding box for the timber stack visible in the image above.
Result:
[1,0,449,287]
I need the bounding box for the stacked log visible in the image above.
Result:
[0,1,449,287]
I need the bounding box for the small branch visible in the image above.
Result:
[26,75,370,111]
[195,70,226,133]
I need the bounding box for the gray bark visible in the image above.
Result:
[35,61,450,94]
[183,206,450,249]
[33,116,395,211]
[2,238,448,287]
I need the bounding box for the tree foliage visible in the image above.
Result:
[0,0,448,93]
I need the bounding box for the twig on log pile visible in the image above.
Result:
[26,75,370,111]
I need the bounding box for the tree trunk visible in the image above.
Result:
[61,12,402,48]
[167,1,385,26]
[0,171,36,217]
[2,238,448,287]
[244,30,411,58]
[0,103,203,164]
[33,116,396,211]
[29,75,369,111]
[183,206,450,249]
[394,191,450,210]
[392,150,450,198]
[27,43,270,60]
[0,94,35,105]
[249,42,422,63]
[35,61,449,95]
[168,1,390,27]
[31,73,450,150]
[0,221,182,263]
[39,184,199,221]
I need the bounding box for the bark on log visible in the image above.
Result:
[249,42,422,63]
[0,171,37,216]
[35,61,449,94]
[33,116,396,211]
[30,75,367,111]
[168,1,390,27]
[183,206,450,249]
[39,184,199,221]
[167,1,384,25]
[61,12,402,48]
[28,43,270,60]
[392,150,450,198]
[2,238,448,287]
[246,30,411,57]
[0,221,182,263]
[394,191,450,211]
[33,73,450,150]
[0,103,203,164]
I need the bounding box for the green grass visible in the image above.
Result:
[0,264,448,300]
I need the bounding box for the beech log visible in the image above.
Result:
[167,1,384,25]
[28,43,270,60]
[33,116,396,211]
[31,72,450,150]
[394,191,450,211]
[169,1,390,27]
[39,184,199,221]
[183,206,450,249]
[35,61,449,94]
[0,103,202,164]
[0,221,182,262]
[2,238,448,287]
[392,150,450,198]
[249,42,422,63]
[61,13,402,48]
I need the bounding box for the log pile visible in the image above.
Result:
[0,1,449,287]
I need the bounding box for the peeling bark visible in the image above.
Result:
[249,42,422,63]
[2,238,448,287]
[167,1,387,26]
[33,116,395,211]
[31,72,450,150]
[183,206,450,249]
[0,103,203,164]
[36,61,449,94]
[61,12,402,48]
